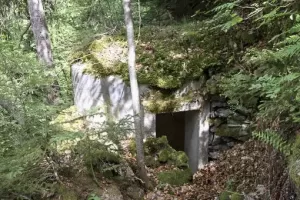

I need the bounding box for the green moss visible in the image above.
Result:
[219,191,231,200]
[219,191,244,200]
[157,168,192,186]
[158,148,173,163]
[71,23,218,90]
[158,149,188,167]
[144,136,169,154]
[130,136,189,168]
[173,151,189,168]
[231,193,244,200]
[142,90,194,113]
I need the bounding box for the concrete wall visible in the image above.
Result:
[184,111,200,173]
[72,63,156,136]
[198,100,210,169]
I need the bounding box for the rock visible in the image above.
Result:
[209,144,231,151]
[102,184,123,200]
[209,151,220,159]
[227,118,248,124]
[215,124,251,141]
[211,101,228,109]
[210,118,224,127]
[126,185,145,200]
[209,134,222,145]
[145,155,159,167]
[118,160,136,180]
[212,108,234,118]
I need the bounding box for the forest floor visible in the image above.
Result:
[142,139,273,200]
[52,139,292,200]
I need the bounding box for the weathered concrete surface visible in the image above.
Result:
[184,110,201,173]
[198,100,210,169]
[71,62,210,173]
[72,63,156,136]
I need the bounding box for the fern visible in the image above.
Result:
[211,1,240,13]
[253,131,291,156]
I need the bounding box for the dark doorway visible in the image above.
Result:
[156,112,185,151]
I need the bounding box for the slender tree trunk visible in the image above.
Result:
[27,0,59,104]
[27,0,53,66]
[122,0,151,188]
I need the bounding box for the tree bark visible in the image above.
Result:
[122,0,151,188]
[27,0,53,67]
[27,0,59,104]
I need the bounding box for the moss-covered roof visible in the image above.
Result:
[70,23,220,113]
[71,23,219,90]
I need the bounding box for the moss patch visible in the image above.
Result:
[71,23,220,90]
[157,168,192,186]
[142,90,194,113]
[219,191,244,200]
[130,136,189,168]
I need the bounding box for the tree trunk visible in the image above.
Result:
[27,0,59,104]
[27,0,53,67]
[122,0,151,188]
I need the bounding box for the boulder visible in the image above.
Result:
[126,185,145,200]
[102,184,123,200]
[215,124,250,141]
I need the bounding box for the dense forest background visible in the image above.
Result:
[1,0,300,199]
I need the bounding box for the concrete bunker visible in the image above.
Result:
[71,63,211,173]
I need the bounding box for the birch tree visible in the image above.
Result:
[27,0,59,103]
[27,0,53,66]
[122,0,151,188]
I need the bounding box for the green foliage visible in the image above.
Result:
[157,168,192,186]
[0,41,63,195]
[76,138,121,173]
[253,131,291,156]
[219,191,244,200]
[88,193,102,200]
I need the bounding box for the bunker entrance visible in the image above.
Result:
[156,110,201,172]
[156,111,197,152]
